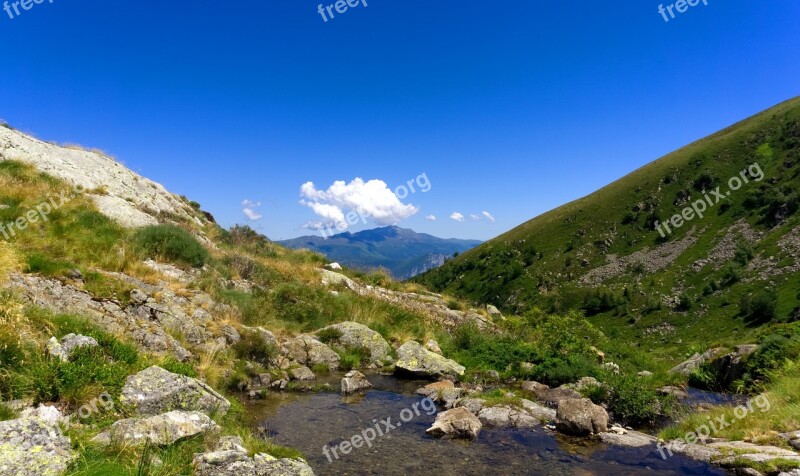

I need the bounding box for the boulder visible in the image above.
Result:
[315,322,392,366]
[477,405,543,429]
[193,448,315,476]
[104,410,220,446]
[341,370,372,394]
[486,305,503,319]
[394,341,465,379]
[521,381,581,408]
[46,333,99,361]
[600,429,658,448]
[555,398,609,435]
[659,386,689,399]
[425,339,443,355]
[519,399,557,422]
[285,335,340,371]
[0,406,75,476]
[120,366,231,417]
[669,348,726,375]
[707,345,759,387]
[290,366,316,381]
[454,398,487,415]
[426,407,481,439]
[416,381,463,407]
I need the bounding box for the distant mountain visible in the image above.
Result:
[278,226,482,279]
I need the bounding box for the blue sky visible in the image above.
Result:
[0,0,798,240]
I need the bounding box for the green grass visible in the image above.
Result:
[132,224,209,268]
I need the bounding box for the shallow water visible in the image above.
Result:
[244,374,728,475]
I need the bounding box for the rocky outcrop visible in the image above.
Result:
[707,345,759,387]
[315,322,392,366]
[341,370,372,394]
[0,125,204,228]
[600,428,657,448]
[0,406,75,476]
[101,410,220,447]
[319,270,494,330]
[290,366,316,381]
[669,348,727,375]
[454,398,487,415]
[285,335,340,371]
[193,436,315,476]
[426,407,481,439]
[121,366,231,417]
[555,398,609,436]
[394,341,465,379]
[46,333,98,361]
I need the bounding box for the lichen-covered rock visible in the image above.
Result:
[315,322,392,366]
[521,381,581,408]
[0,406,75,476]
[290,366,316,381]
[46,333,99,361]
[104,410,219,446]
[120,366,231,417]
[193,450,316,476]
[341,370,372,394]
[394,341,465,379]
[416,380,463,407]
[555,398,609,435]
[477,404,548,429]
[284,335,340,371]
[426,407,481,439]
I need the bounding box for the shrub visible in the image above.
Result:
[337,347,370,371]
[133,225,209,268]
[232,330,278,365]
[741,288,778,324]
[605,373,665,426]
[316,328,343,344]
[744,334,800,385]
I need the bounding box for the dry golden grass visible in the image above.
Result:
[0,242,21,284]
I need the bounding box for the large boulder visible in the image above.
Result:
[46,333,99,361]
[120,366,231,417]
[477,405,543,429]
[669,348,726,375]
[394,341,465,379]
[0,406,75,476]
[341,370,372,394]
[416,380,463,407]
[426,407,482,439]
[316,322,392,366]
[707,345,759,387]
[104,410,220,446]
[284,335,340,371]
[555,398,609,436]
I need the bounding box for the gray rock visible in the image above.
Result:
[416,381,463,407]
[522,381,581,408]
[215,435,248,453]
[394,341,465,379]
[555,398,609,435]
[708,345,759,387]
[130,289,149,305]
[0,406,75,476]
[193,450,316,476]
[454,398,487,415]
[46,333,99,361]
[341,370,372,394]
[637,371,654,378]
[104,410,220,446]
[425,339,443,355]
[519,399,557,422]
[659,386,689,399]
[426,407,481,439]
[290,366,316,381]
[600,429,657,448]
[486,305,503,319]
[669,348,726,375]
[477,405,543,429]
[120,366,231,417]
[315,322,392,366]
[285,335,340,371]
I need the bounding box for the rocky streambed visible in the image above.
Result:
[243,373,726,476]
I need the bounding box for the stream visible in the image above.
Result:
[242,373,728,475]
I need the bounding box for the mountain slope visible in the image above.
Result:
[278,226,481,279]
[416,97,800,360]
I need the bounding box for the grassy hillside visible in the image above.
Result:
[416,97,800,367]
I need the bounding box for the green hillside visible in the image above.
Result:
[416,97,800,364]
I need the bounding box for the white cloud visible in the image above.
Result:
[450,212,465,222]
[300,177,419,231]
[241,199,263,221]
[425,214,437,221]
[482,211,496,223]
[470,214,482,221]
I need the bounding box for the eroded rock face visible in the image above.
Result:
[394,341,465,380]
[46,333,99,361]
[316,322,392,366]
[0,406,75,476]
[341,370,372,394]
[707,345,759,387]
[426,407,481,439]
[104,410,220,446]
[285,335,340,371]
[120,366,231,417]
[555,398,609,436]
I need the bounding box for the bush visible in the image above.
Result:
[741,288,778,324]
[605,373,665,426]
[232,330,278,365]
[744,334,800,385]
[133,225,209,268]
[316,328,343,344]
[337,347,370,371]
